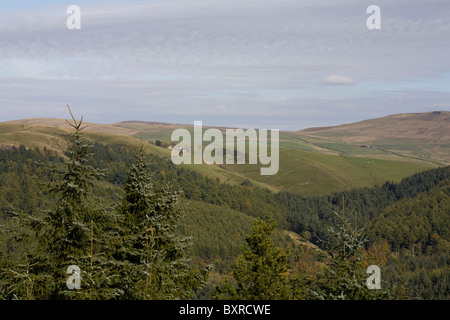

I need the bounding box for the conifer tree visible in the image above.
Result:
[312,198,391,300]
[113,146,210,299]
[1,106,110,299]
[215,218,291,300]
[40,106,106,299]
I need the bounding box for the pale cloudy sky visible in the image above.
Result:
[0,0,449,130]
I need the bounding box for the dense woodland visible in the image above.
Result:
[0,117,448,300]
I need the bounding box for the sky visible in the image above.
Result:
[0,0,449,130]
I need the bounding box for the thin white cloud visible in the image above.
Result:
[324,74,355,85]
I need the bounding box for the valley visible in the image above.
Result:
[0,111,448,300]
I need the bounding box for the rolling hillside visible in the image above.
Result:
[1,111,446,196]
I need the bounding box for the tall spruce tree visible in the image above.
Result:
[1,107,111,299]
[113,146,210,299]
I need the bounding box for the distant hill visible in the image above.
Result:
[298,111,450,163]
[118,120,178,126]
[4,118,139,136]
[0,121,166,157]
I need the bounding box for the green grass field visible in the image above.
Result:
[218,148,437,196]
